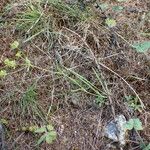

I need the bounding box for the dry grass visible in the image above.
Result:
[0,0,150,149]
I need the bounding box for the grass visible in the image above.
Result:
[17,83,45,123]
[5,0,95,42]
[0,0,149,149]
[56,66,107,106]
[20,84,37,114]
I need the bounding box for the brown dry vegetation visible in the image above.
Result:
[0,0,150,150]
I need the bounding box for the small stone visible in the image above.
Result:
[104,115,127,145]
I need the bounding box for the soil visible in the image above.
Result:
[0,0,150,150]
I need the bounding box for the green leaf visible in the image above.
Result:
[112,6,124,12]
[99,3,109,11]
[124,119,134,130]
[45,133,53,144]
[133,118,143,130]
[35,126,46,133]
[4,59,16,69]
[124,118,143,131]
[49,131,57,139]
[45,131,57,144]
[37,133,47,145]
[132,41,150,53]
[10,41,19,50]
[105,18,117,28]
[47,125,54,131]
[15,51,22,58]
[0,70,7,78]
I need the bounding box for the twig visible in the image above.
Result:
[63,27,145,109]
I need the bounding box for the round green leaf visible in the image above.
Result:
[124,119,134,130]
[133,118,143,130]
[132,41,150,53]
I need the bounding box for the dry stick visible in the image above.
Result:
[63,27,115,117]
[63,27,145,110]
[96,62,145,109]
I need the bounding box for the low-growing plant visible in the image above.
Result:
[20,85,38,114]
[124,118,143,131]
[35,124,57,145]
[125,95,142,112]
[57,66,107,106]
[105,18,117,28]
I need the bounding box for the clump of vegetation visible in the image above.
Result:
[0,0,149,149]
[35,124,57,145]
[125,95,142,112]
[124,118,143,131]
[20,85,38,114]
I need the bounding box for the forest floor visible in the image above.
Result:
[0,0,150,150]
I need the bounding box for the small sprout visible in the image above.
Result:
[35,124,57,145]
[10,41,19,50]
[4,58,16,69]
[0,70,7,78]
[132,41,150,53]
[105,18,117,28]
[124,118,143,131]
[16,51,22,58]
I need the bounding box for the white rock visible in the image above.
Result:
[104,115,127,145]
